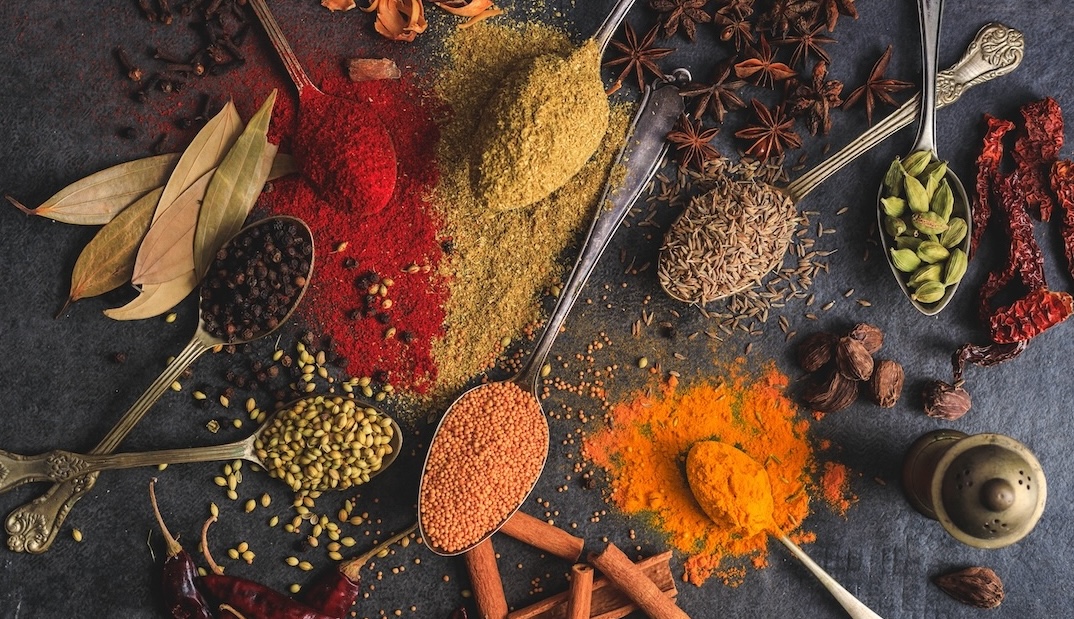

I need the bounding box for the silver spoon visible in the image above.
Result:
[877,0,971,316]
[659,22,1023,305]
[5,216,314,553]
[418,78,686,557]
[0,397,400,495]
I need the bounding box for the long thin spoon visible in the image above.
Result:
[418,78,686,557]
[0,400,401,494]
[5,216,314,554]
[659,22,1024,304]
[247,0,397,214]
[877,0,971,315]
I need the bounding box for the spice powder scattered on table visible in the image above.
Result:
[584,362,815,586]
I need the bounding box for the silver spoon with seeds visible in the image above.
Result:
[658,23,1023,306]
[0,395,400,495]
[5,216,314,554]
[418,78,685,557]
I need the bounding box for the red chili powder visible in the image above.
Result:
[255,73,448,393]
[820,461,858,516]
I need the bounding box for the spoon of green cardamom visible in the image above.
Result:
[876,0,971,316]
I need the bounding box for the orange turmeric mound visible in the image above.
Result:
[583,362,814,586]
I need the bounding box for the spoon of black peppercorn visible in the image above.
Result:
[5,216,315,554]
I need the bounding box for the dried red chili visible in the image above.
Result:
[1011,97,1064,221]
[148,480,213,619]
[989,288,1074,344]
[301,526,414,618]
[1050,159,1074,279]
[971,115,1014,255]
[951,341,1028,384]
[977,173,1047,323]
[200,574,335,619]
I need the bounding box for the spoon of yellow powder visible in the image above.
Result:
[473,0,636,211]
[686,441,885,619]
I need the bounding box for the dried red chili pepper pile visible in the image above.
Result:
[928,98,1074,419]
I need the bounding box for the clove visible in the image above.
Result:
[114,46,143,82]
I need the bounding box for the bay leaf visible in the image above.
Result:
[5,153,179,225]
[132,170,215,286]
[194,90,278,279]
[103,270,198,321]
[63,187,163,313]
[268,153,298,179]
[154,101,242,224]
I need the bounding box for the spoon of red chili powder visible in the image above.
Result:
[417,81,685,556]
[248,0,397,214]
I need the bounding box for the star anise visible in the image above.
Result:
[666,114,721,171]
[603,23,676,91]
[734,35,797,89]
[842,45,914,124]
[788,60,843,135]
[713,5,755,50]
[679,59,747,123]
[649,0,712,41]
[818,0,858,31]
[774,21,835,68]
[735,99,802,160]
[760,0,818,37]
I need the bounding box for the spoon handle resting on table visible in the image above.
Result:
[4,333,215,553]
[784,22,1024,201]
[777,535,885,619]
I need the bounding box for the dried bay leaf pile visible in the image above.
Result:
[6,90,297,321]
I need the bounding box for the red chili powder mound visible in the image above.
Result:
[584,362,816,587]
[255,73,448,393]
[820,461,858,516]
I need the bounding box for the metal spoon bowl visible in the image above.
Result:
[0,395,401,495]
[5,216,315,553]
[878,0,971,316]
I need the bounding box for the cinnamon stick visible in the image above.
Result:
[500,511,585,563]
[587,543,690,619]
[566,564,594,619]
[507,551,676,619]
[465,538,508,619]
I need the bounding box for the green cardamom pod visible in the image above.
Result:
[905,175,931,213]
[917,240,950,263]
[884,215,908,237]
[940,217,968,248]
[924,173,939,201]
[923,160,948,187]
[912,211,949,234]
[890,248,922,273]
[912,280,946,304]
[944,248,968,285]
[931,179,954,221]
[907,263,943,288]
[884,158,904,196]
[902,150,933,177]
[896,235,923,251]
[881,196,907,217]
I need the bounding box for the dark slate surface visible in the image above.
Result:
[0,0,1072,617]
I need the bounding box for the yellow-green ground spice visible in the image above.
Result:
[432,21,631,398]
[476,38,609,211]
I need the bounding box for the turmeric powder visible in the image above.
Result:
[686,441,775,539]
[583,362,814,586]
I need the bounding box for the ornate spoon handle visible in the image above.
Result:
[4,334,213,554]
[784,22,1025,201]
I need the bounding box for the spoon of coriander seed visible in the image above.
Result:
[5,216,314,554]
[876,0,971,316]
[0,395,400,495]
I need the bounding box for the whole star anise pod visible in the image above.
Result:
[734,35,796,89]
[735,99,802,160]
[788,59,843,135]
[843,45,914,124]
[818,0,858,31]
[713,4,754,50]
[774,21,836,68]
[666,114,721,171]
[760,0,818,37]
[678,59,747,123]
[649,0,712,41]
[603,23,676,91]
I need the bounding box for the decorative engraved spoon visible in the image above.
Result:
[0,400,400,494]
[659,22,1024,304]
[5,217,314,553]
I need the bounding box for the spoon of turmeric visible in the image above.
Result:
[686,441,884,619]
